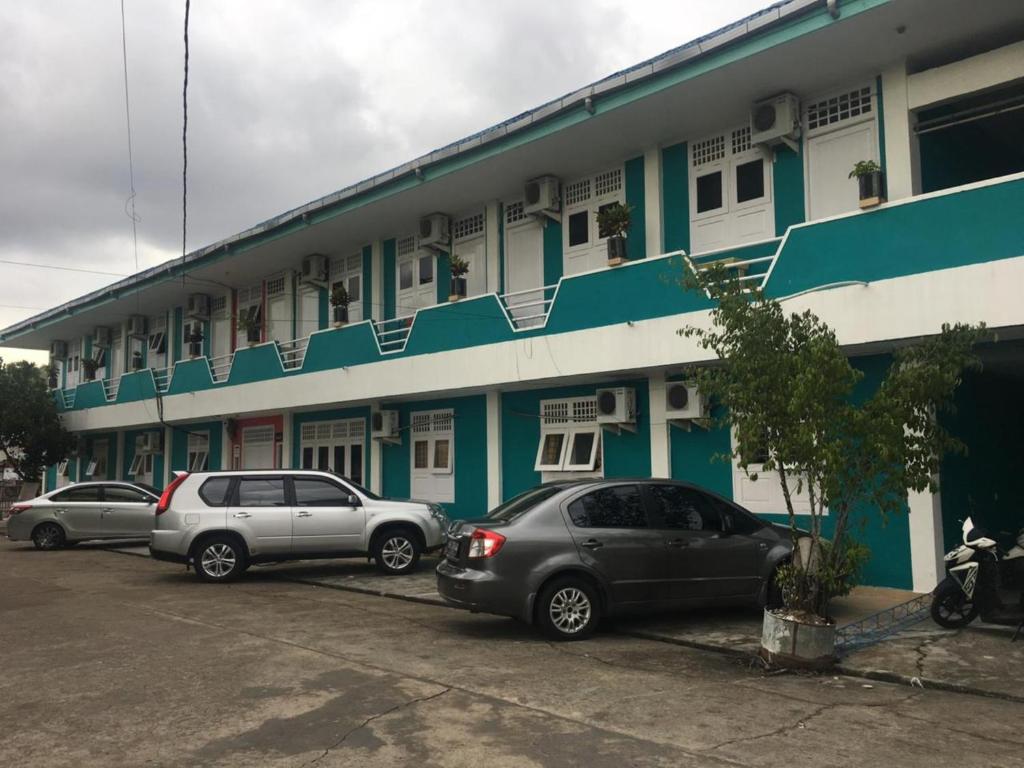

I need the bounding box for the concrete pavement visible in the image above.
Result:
[3,539,1024,766]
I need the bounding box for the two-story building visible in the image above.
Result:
[4,0,1023,592]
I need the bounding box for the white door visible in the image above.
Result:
[453,236,486,297]
[241,425,276,470]
[504,204,545,327]
[66,341,81,388]
[298,419,366,486]
[297,285,321,337]
[562,169,624,276]
[210,295,231,359]
[109,335,124,378]
[236,285,262,347]
[806,120,878,220]
[396,237,435,316]
[331,254,363,322]
[148,314,168,370]
[265,273,292,344]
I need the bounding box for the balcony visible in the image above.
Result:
[53,173,1024,413]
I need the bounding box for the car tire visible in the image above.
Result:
[536,577,600,641]
[373,528,421,575]
[32,522,66,551]
[193,537,247,583]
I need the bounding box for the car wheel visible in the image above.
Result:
[193,537,246,583]
[373,529,421,575]
[32,522,66,551]
[537,577,600,641]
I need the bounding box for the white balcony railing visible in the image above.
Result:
[152,366,172,393]
[102,377,120,401]
[279,336,311,370]
[500,284,558,330]
[209,353,234,383]
[374,315,415,353]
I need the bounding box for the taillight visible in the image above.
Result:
[156,473,189,515]
[8,505,30,515]
[467,527,506,559]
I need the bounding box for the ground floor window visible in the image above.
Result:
[410,410,453,503]
[299,418,365,485]
[535,397,603,481]
[188,431,209,472]
[128,452,154,485]
[86,440,108,480]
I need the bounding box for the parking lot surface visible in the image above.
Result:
[2,539,1023,767]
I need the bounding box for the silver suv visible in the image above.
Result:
[149,470,448,582]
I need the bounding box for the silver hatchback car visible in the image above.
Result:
[6,481,160,549]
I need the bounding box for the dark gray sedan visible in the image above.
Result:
[437,479,793,641]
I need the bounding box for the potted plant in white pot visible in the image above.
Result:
[330,284,350,328]
[448,253,469,301]
[682,263,983,668]
[237,310,261,346]
[849,160,885,208]
[596,202,633,266]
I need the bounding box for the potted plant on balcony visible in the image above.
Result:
[682,263,983,669]
[187,329,204,359]
[237,310,261,346]
[448,253,469,302]
[44,363,59,390]
[330,284,350,328]
[849,160,885,208]
[82,357,99,382]
[131,350,144,370]
[596,202,633,266]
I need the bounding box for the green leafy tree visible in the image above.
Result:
[0,359,77,482]
[680,265,983,619]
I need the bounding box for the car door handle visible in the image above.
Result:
[102,507,114,514]
[233,512,252,519]
[580,539,603,550]
[667,538,689,548]
[296,511,313,517]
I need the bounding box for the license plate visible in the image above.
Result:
[445,539,460,560]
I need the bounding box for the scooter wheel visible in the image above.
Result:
[931,578,978,629]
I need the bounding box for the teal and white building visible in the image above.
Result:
[4,0,1023,592]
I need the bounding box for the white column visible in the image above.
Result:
[280,410,292,469]
[881,61,918,201]
[485,201,501,294]
[907,484,945,593]
[371,240,383,322]
[648,372,670,478]
[370,403,383,495]
[643,147,663,258]
[486,390,502,508]
[220,421,231,471]
[115,431,125,481]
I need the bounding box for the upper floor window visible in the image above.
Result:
[396,235,435,314]
[689,126,773,253]
[331,254,363,323]
[563,167,624,276]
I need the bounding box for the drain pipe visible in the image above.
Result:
[827,0,840,19]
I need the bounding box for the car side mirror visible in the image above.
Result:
[347,494,361,507]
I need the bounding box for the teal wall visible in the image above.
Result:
[168,421,224,474]
[361,244,373,320]
[500,379,651,502]
[45,463,57,492]
[291,406,372,480]
[939,370,1024,551]
[383,238,396,320]
[542,219,562,287]
[380,394,487,519]
[773,141,805,235]
[624,155,646,260]
[436,249,451,304]
[172,307,183,363]
[662,142,689,253]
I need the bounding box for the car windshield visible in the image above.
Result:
[486,486,562,522]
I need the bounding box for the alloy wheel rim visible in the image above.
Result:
[36,526,59,548]
[201,543,236,578]
[939,594,973,621]
[549,587,592,634]
[382,537,414,570]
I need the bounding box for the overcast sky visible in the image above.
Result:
[0,0,769,363]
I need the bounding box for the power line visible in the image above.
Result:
[120,0,140,276]
[181,0,190,285]
[0,259,128,277]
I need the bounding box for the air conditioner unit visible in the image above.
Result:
[371,410,400,442]
[665,383,709,424]
[750,92,801,147]
[300,253,329,284]
[128,315,147,337]
[93,326,112,348]
[596,387,636,431]
[186,293,210,319]
[417,213,450,248]
[147,332,166,354]
[524,175,561,215]
[50,340,68,360]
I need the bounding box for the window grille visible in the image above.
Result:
[211,296,227,316]
[731,126,752,154]
[593,169,622,198]
[243,425,275,445]
[397,236,416,257]
[541,401,570,426]
[806,87,873,131]
[265,276,286,297]
[505,201,526,225]
[692,135,726,167]
[564,179,591,207]
[411,413,433,433]
[453,212,484,240]
[301,424,317,441]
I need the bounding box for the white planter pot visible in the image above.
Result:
[759,608,836,669]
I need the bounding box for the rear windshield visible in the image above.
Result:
[486,486,561,523]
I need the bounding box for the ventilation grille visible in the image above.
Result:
[806,87,872,131]
[210,296,227,316]
[411,410,454,434]
[541,397,598,427]
[243,425,275,445]
[731,126,751,154]
[397,236,416,257]
[453,212,484,240]
[594,168,622,198]
[505,201,526,225]
[266,276,286,297]
[564,179,591,207]
[692,135,726,167]
[300,418,364,443]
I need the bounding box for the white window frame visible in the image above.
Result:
[396,235,435,314]
[57,460,69,476]
[562,166,625,273]
[330,253,364,323]
[451,210,486,298]
[188,431,210,472]
[298,418,366,483]
[128,453,145,477]
[535,397,603,478]
[410,409,454,503]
